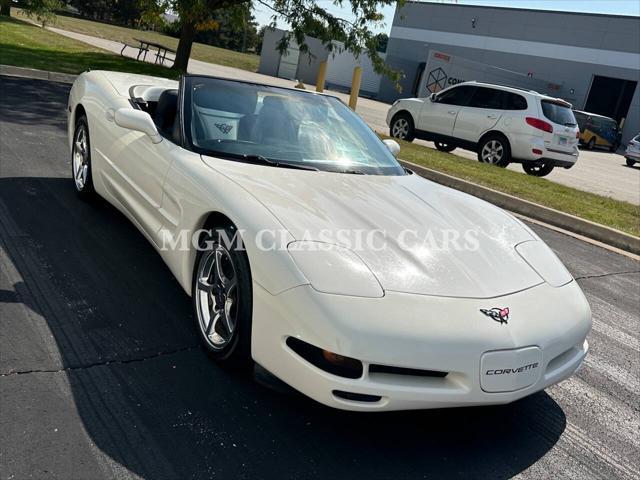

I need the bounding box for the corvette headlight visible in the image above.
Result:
[516,240,572,287]
[287,241,383,297]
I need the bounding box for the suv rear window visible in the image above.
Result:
[541,100,577,126]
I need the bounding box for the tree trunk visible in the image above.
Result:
[0,0,11,17]
[172,20,196,72]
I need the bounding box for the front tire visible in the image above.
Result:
[435,141,456,153]
[71,115,95,199]
[477,134,511,167]
[192,226,253,369]
[523,162,555,177]
[626,158,637,167]
[390,113,415,142]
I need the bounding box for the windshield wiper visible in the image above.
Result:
[242,154,319,171]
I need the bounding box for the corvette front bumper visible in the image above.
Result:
[251,281,591,411]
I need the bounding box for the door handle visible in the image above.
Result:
[487,115,497,119]
[448,110,457,115]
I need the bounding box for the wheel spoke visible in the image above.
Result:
[206,310,221,336]
[197,277,214,294]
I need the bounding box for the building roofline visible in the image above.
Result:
[401,1,639,20]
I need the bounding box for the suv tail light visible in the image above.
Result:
[526,117,553,133]
[576,130,580,139]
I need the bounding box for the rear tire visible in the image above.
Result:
[477,133,511,167]
[435,141,456,153]
[390,113,415,142]
[523,162,555,177]
[71,115,96,200]
[626,158,636,167]
[192,226,253,370]
[587,137,596,150]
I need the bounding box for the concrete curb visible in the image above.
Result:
[401,160,640,255]
[0,65,77,84]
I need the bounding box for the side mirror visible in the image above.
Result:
[114,108,162,144]
[383,139,400,157]
[429,93,437,102]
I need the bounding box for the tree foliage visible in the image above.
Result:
[161,0,402,84]
[20,0,63,26]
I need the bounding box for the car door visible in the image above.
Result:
[453,87,505,142]
[418,85,475,137]
[106,106,180,240]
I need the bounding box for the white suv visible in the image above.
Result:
[386,81,580,177]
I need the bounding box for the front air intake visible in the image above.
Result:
[333,390,382,403]
[369,364,448,378]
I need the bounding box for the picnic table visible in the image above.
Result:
[120,38,176,66]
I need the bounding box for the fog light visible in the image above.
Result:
[532,148,543,155]
[286,337,363,379]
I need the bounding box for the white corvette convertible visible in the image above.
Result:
[67,71,591,411]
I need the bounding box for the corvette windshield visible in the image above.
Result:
[183,76,405,175]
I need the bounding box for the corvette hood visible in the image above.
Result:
[204,158,544,298]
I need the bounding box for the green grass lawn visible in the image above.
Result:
[12,9,260,72]
[1,15,181,78]
[390,137,640,237]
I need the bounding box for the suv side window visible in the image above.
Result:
[468,87,504,109]
[505,92,528,110]
[435,86,475,106]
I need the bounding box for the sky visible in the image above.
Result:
[253,0,640,35]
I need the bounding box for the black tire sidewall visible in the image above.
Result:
[192,226,253,368]
[477,134,511,167]
[435,142,456,153]
[523,162,554,177]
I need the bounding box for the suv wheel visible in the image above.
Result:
[626,158,636,167]
[390,113,415,142]
[523,161,554,177]
[477,134,510,167]
[435,142,456,153]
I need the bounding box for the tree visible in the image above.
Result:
[21,0,63,27]
[159,0,401,83]
[194,5,259,52]
[0,0,11,17]
[374,32,388,53]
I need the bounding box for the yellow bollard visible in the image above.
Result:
[316,61,327,93]
[349,66,362,111]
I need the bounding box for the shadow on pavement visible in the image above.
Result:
[0,176,567,479]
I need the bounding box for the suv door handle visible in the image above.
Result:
[448,110,457,115]
[487,115,498,119]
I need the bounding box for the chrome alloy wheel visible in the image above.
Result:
[392,118,409,139]
[72,125,89,191]
[195,244,239,350]
[481,140,504,164]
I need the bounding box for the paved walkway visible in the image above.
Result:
[48,26,640,205]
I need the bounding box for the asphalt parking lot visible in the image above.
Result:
[1,76,639,480]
